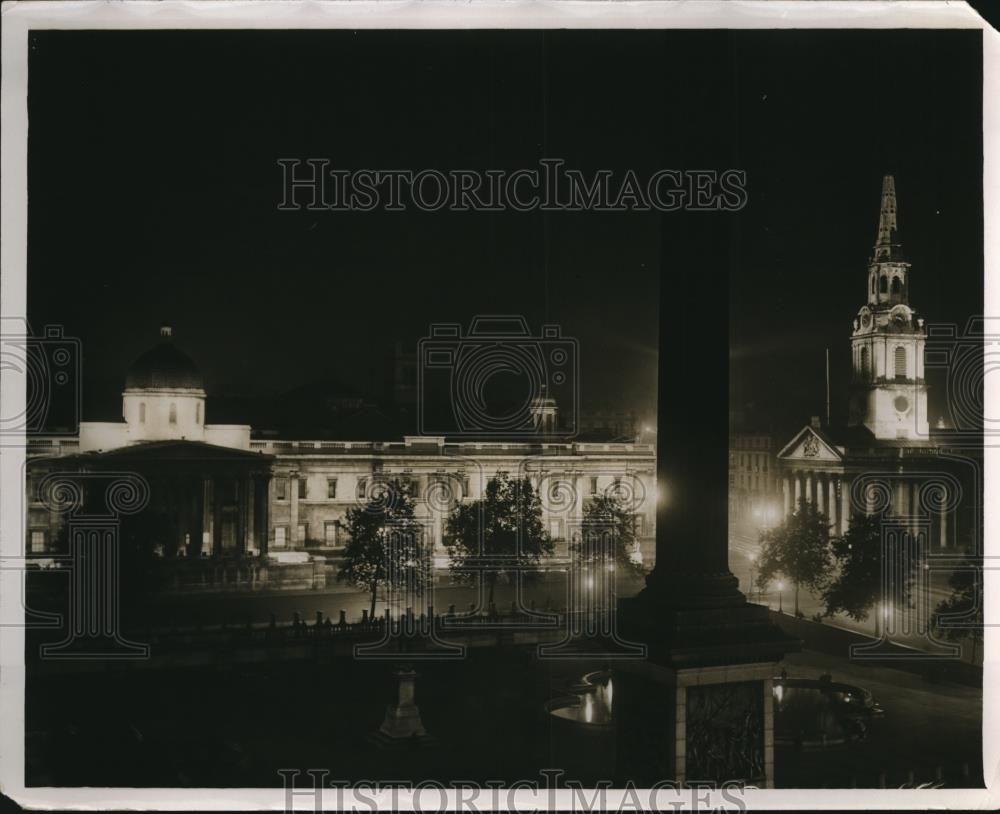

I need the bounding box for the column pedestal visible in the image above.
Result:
[369,668,433,748]
[614,660,776,787]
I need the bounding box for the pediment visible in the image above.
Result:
[777,426,843,463]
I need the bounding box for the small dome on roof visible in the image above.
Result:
[124,326,204,390]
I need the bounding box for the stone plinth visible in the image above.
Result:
[369,668,433,748]
[614,656,778,788]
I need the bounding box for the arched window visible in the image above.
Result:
[356,478,367,500]
[879,276,888,294]
[169,403,177,424]
[139,402,146,423]
[870,275,876,294]
[895,345,907,380]
[891,276,901,295]
[860,346,870,379]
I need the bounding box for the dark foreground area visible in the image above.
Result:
[25,641,982,789]
[22,571,983,789]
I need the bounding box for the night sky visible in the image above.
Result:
[27,29,982,437]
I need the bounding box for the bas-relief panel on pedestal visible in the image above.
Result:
[685,680,765,785]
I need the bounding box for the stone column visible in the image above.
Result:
[804,472,813,504]
[211,477,223,557]
[782,476,791,518]
[201,477,212,556]
[246,474,255,554]
[827,477,837,531]
[256,476,270,556]
[190,475,204,557]
[289,470,300,548]
[614,77,795,787]
[816,473,826,516]
[236,476,248,556]
[793,473,801,508]
[840,477,851,534]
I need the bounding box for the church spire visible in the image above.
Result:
[873,174,902,261]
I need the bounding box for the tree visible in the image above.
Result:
[933,557,983,664]
[337,478,426,620]
[823,512,919,637]
[823,513,883,634]
[445,471,553,608]
[756,497,831,616]
[574,492,645,578]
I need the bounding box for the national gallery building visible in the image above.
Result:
[24,328,656,585]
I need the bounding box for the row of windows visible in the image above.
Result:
[274,475,628,502]
[136,402,201,425]
[270,516,650,549]
[858,345,909,379]
[275,476,430,501]
[272,521,342,548]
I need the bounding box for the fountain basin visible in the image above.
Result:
[773,676,883,748]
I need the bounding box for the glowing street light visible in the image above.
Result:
[776,579,785,614]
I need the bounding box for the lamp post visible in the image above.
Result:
[748,553,756,600]
[776,580,785,615]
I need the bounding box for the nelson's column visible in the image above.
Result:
[614,47,798,785]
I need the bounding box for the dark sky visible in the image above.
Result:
[27,29,982,437]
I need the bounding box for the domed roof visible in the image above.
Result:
[125,326,204,390]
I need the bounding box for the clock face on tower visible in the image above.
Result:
[894,395,910,414]
[859,309,872,329]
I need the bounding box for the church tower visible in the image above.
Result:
[848,175,929,439]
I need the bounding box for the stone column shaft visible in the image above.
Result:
[840,477,851,534]
[289,471,300,547]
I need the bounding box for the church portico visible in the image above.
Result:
[779,438,960,550]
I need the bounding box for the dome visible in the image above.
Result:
[124,327,204,390]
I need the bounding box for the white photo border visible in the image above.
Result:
[1,0,996,809]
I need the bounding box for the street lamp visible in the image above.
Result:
[877,600,890,637]
[776,579,785,614]
[748,553,757,599]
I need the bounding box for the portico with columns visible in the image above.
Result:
[776,421,956,549]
